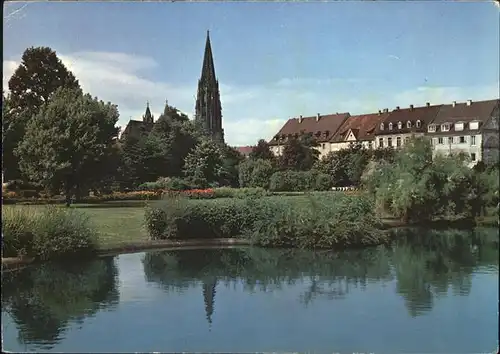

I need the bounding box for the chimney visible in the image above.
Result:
[452,101,456,107]
[467,99,472,106]
[316,113,320,122]
[410,104,414,110]
[426,102,430,107]
[298,115,303,123]
[383,108,389,113]
[378,110,382,115]
[396,106,400,110]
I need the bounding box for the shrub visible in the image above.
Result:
[2,206,98,260]
[164,177,195,191]
[238,159,275,189]
[145,193,387,249]
[137,182,164,191]
[269,170,331,192]
[4,179,43,192]
[213,187,269,199]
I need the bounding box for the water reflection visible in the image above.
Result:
[1,227,498,352]
[1,258,119,349]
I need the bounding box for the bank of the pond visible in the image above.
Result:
[2,238,252,269]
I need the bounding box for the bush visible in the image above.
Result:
[238,159,275,189]
[2,206,98,260]
[4,179,43,192]
[144,193,387,249]
[269,170,332,192]
[213,187,269,199]
[137,182,164,191]
[164,177,195,191]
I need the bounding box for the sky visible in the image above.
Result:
[3,1,500,146]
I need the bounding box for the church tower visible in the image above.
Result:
[195,31,224,143]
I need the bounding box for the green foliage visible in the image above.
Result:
[145,193,387,249]
[316,143,373,187]
[269,170,332,192]
[2,206,98,260]
[279,136,319,171]
[183,139,224,188]
[213,187,269,199]
[219,144,245,187]
[238,158,275,189]
[249,139,276,161]
[16,87,119,205]
[365,136,496,223]
[8,47,80,113]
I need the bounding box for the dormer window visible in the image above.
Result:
[454,122,464,131]
[397,121,403,129]
[428,124,436,133]
[380,123,384,130]
[441,123,450,132]
[324,130,330,137]
[416,120,421,128]
[315,131,321,137]
[407,121,412,129]
[469,121,479,130]
[389,122,393,130]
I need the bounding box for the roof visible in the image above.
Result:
[331,112,390,142]
[430,99,499,125]
[234,146,254,156]
[269,113,350,145]
[374,104,443,136]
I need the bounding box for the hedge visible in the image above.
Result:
[269,170,333,192]
[144,193,388,249]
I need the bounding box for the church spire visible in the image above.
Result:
[200,30,217,84]
[195,30,224,143]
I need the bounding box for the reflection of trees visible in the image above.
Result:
[143,227,498,324]
[390,227,499,317]
[1,258,119,350]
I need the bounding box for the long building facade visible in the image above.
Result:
[269,98,500,166]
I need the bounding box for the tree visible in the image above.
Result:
[16,88,119,206]
[249,139,275,161]
[238,158,275,189]
[279,136,319,171]
[5,47,81,182]
[151,103,201,177]
[183,139,224,188]
[219,145,245,187]
[8,46,80,113]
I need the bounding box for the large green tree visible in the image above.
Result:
[4,47,80,182]
[16,88,119,206]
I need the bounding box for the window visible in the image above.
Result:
[398,121,403,129]
[389,122,393,130]
[448,137,453,144]
[469,121,479,130]
[388,137,393,147]
[321,143,326,149]
[459,136,465,144]
[438,137,444,144]
[428,124,436,132]
[441,123,450,132]
[368,141,373,149]
[471,135,476,145]
[471,153,476,161]
[380,123,384,130]
[407,121,412,129]
[379,137,384,147]
[405,137,410,144]
[416,120,421,128]
[396,136,401,147]
[455,123,464,131]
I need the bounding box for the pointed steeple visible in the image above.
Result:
[195,30,224,143]
[200,30,217,84]
[143,101,153,124]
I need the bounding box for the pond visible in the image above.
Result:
[2,227,498,353]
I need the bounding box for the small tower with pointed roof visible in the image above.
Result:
[195,30,224,143]
[143,101,154,125]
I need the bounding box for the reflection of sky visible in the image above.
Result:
[2,252,498,354]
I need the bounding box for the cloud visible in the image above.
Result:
[3,51,499,146]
